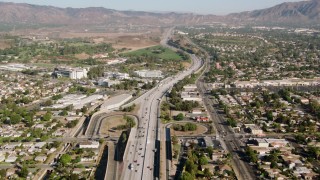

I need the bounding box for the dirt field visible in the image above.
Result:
[182,62,191,69]
[0,40,12,49]
[170,122,208,136]
[74,53,90,60]
[171,111,187,117]
[100,115,126,137]
[13,27,162,51]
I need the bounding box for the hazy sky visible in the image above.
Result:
[3,0,303,14]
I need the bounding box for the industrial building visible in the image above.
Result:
[134,70,163,78]
[49,94,104,110]
[203,137,214,147]
[98,79,121,87]
[103,72,130,80]
[52,67,88,79]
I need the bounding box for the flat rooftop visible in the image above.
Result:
[101,94,132,109]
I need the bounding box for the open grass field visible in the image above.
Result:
[170,122,208,136]
[123,45,183,61]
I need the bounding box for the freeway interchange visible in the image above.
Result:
[83,27,255,180]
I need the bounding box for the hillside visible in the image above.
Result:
[228,0,320,24]
[0,2,220,26]
[0,0,319,27]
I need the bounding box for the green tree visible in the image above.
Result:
[206,146,214,157]
[227,118,237,127]
[72,156,81,164]
[42,112,52,121]
[308,146,320,160]
[70,174,79,180]
[59,154,72,166]
[66,120,79,128]
[181,171,194,180]
[174,113,184,121]
[19,166,28,178]
[125,116,136,128]
[199,156,208,165]
[52,94,63,100]
[185,159,197,175]
[203,168,212,178]
[81,106,88,114]
[10,113,22,124]
[184,123,197,131]
[266,111,273,121]
[59,110,68,116]
[0,169,6,179]
[122,133,127,143]
[43,99,53,106]
[245,147,258,163]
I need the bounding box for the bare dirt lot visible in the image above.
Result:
[74,53,90,60]
[169,122,208,136]
[0,40,12,49]
[13,27,162,51]
[182,62,191,69]
[100,115,126,137]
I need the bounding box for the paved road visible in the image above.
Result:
[105,142,116,180]
[121,28,203,180]
[84,112,137,137]
[197,77,255,180]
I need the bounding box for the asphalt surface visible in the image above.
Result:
[120,28,203,180]
[197,78,256,180]
[85,112,109,137]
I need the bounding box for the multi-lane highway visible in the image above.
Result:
[121,28,203,180]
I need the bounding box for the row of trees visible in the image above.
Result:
[172,123,197,131]
[60,43,113,56]
[0,38,114,63]
[68,85,96,95]
[112,80,139,90]
[87,66,104,79]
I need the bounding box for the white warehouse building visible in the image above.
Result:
[134,70,163,78]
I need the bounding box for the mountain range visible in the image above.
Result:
[227,0,320,24]
[0,0,319,26]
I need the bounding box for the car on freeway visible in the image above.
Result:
[129,163,134,170]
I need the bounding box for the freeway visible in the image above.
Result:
[121,28,203,180]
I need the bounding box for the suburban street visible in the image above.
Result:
[197,76,256,180]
